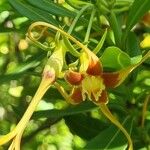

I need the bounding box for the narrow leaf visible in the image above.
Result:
[8,0,58,26]
[126,0,150,32]
[93,29,107,54]
[123,0,150,47]
[26,0,76,17]
[85,116,133,150]
[32,101,96,119]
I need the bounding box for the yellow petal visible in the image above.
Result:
[140,34,150,48]
[82,76,105,101]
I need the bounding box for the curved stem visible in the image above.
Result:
[54,82,74,104]
[65,0,89,10]
[0,71,55,146]
[8,140,15,150]
[141,94,150,128]
[14,130,24,150]
[99,103,133,150]
[28,21,92,55]
[0,129,17,145]
[68,4,93,34]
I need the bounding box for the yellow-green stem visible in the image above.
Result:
[0,74,54,146]
[141,94,150,128]
[28,22,91,55]
[99,103,133,150]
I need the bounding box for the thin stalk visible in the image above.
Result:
[99,103,133,150]
[108,11,122,47]
[93,29,107,54]
[8,140,15,150]
[16,77,54,133]
[84,9,96,43]
[68,4,93,34]
[54,82,74,104]
[113,7,129,14]
[65,0,81,10]
[0,72,55,146]
[141,94,150,128]
[28,22,93,56]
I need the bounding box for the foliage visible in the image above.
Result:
[0,0,150,150]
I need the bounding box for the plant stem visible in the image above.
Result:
[68,4,93,34]
[108,11,122,47]
[99,103,133,150]
[0,70,55,146]
[141,94,150,128]
[84,9,96,43]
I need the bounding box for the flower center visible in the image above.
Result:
[81,75,105,101]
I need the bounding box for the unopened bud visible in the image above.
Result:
[65,71,83,85]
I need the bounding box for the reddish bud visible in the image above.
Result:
[65,71,83,85]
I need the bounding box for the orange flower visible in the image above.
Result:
[65,49,150,105]
[65,50,121,105]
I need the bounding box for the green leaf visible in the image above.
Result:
[123,0,150,48]
[84,116,133,150]
[126,32,141,57]
[26,0,76,17]
[93,29,107,54]
[32,101,97,119]
[108,11,122,47]
[100,46,131,70]
[0,54,44,83]
[65,114,108,140]
[126,0,150,32]
[8,0,59,26]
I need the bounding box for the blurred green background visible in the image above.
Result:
[0,0,150,150]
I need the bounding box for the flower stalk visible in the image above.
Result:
[0,28,66,148]
[99,103,133,150]
[0,68,55,149]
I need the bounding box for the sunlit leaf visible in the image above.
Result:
[85,117,133,150]
[32,101,97,119]
[8,0,59,25]
[26,0,76,17]
[100,46,131,70]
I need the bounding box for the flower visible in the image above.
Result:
[65,48,150,105]
[65,50,121,105]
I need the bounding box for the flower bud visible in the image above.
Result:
[65,71,83,85]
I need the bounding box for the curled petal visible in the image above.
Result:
[92,90,108,104]
[70,87,83,104]
[65,71,83,85]
[102,72,119,88]
[86,51,103,75]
